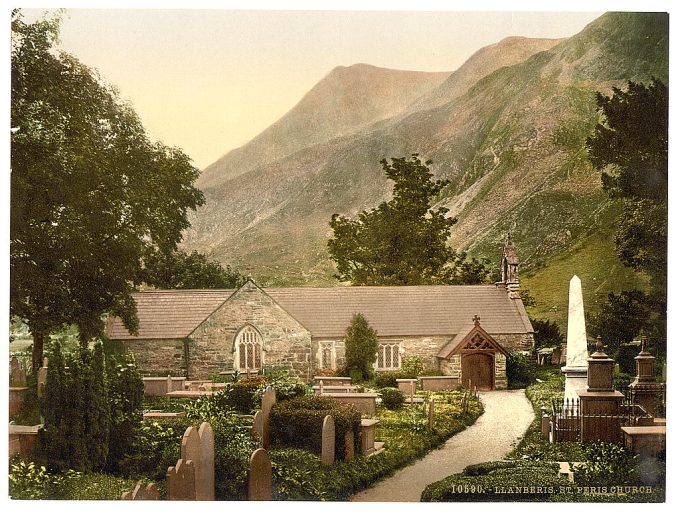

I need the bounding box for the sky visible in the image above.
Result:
[20,6,604,170]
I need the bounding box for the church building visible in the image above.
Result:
[106,239,533,390]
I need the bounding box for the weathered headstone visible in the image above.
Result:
[36,358,48,398]
[180,423,215,500]
[321,415,335,466]
[9,357,27,386]
[344,430,355,462]
[166,459,196,500]
[252,410,264,443]
[248,448,272,501]
[319,379,324,395]
[261,387,276,448]
[428,399,435,429]
[166,374,173,394]
[562,275,589,407]
[121,481,160,500]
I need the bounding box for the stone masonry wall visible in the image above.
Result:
[188,281,313,380]
[495,353,507,390]
[494,333,534,351]
[122,339,185,376]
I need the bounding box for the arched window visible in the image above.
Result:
[318,341,335,370]
[377,342,401,370]
[235,325,263,372]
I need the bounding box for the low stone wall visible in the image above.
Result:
[420,376,460,391]
[9,387,28,416]
[326,393,378,415]
[622,426,666,456]
[9,424,41,458]
[143,377,186,396]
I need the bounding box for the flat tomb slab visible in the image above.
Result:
[314,376,352,385]
[166,390,215,398]
[326,393,378,415]
[143,412,186,419]
[9,424,42,434]
[420,376,460,391]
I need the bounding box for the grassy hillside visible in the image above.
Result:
[521,202,650,332]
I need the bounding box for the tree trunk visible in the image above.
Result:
[32,331,46,373]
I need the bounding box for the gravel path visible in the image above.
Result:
[349,389,534,502]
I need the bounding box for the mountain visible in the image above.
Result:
[197,64,449,189]
[183,12,668,325]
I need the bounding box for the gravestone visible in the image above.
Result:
[180,423,215,500]
[36,358,48,398]
[321,415,335,466]
[166,459,196,500]
[428,399,435,429]
[319,379,324,394]
[344,430,354,462]
[248,448,272,501]
[261,387,276,448]
[562,276,589,407]
[252,410,264,443]
[10,357,26,386]
[121,481,160,500]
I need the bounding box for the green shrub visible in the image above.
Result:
[380,387,405,410]
[344,313,379,380]
[506,351,538,389]
[374,371,401,388]
[270,396,361,459]
[573,443,642,486]
[421,461,563,502]
[349,367,365,383]
[228,376,267,413]
[266,376,307,402]
[616,343,641,375]
[400,356,425,378]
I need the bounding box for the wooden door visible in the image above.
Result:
[462,353,494,391]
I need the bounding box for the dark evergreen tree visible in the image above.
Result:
[328,155,491,285]
[586,79,667,352]
[105,350,145,472]
[37,340,67,470]
[82,343,110,470]
[343,313,379,379]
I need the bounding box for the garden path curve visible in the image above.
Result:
[349,389,534,502]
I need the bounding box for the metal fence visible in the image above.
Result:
[549,397,654,444]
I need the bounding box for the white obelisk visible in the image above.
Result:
[562,275,589,407]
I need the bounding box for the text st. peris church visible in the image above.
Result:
[106,239,533,390]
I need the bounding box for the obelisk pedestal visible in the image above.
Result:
[562,275,589,409]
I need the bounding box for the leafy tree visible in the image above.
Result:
[531,319,565,350]
[328,154,491,285]
[588,290,664,354]
[139,249,245,289]
[10,11,204,369]
[586,79,667,352]
[343,313,379,379]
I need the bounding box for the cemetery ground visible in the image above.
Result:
[421,365,666,502]
[8,348,485,501]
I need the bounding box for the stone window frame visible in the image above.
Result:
[317,340,337,370]
[233,324,264,372]
[376,340,403,370]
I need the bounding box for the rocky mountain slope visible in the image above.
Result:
[198,64,450,189]
[183,12,667,323]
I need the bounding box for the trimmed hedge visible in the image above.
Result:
[228,376,267,413]
[269,396,361,459]
[379,387,405,410]
[421,459,664,502]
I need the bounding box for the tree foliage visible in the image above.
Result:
[139,249,245,289]
[586,79,667,353]
[531,319,565,350]
[10,11,205,366]
[328,155,491,285]
[343,313,379,379]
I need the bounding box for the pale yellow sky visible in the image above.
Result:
[23,8,603,169]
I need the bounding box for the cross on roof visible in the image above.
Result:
[472,315,481,326]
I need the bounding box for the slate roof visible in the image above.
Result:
[106,284,533,340]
